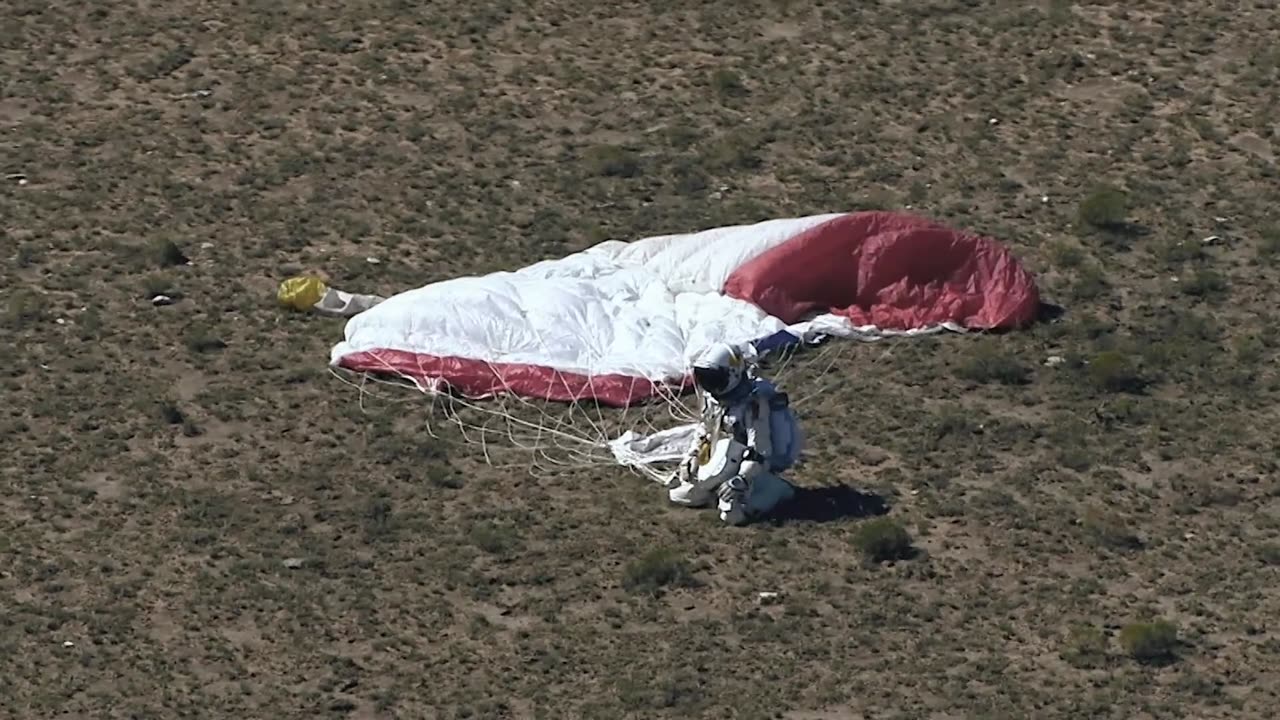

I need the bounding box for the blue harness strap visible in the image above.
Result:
[730,377,801,473]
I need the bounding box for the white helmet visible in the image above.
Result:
[692,342,747,398]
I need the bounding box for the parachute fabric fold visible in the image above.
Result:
[722,212,1041,329]
[330,210,1041,407]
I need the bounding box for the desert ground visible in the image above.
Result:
[3,1,1279,718]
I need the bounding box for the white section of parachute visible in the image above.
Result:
[330,213,844,380]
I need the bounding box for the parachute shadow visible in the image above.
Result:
[1036,301,1066,324]
[765,484,890,525]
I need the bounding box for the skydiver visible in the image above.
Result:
[666,341,803,525]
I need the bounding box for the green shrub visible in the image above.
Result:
[1119,620,1179,662]
[151,238,189,266]
[1049,240,1085,268]
[185,326,227,353]
[1258,225,1280,259]
[1088,351,1145,393]
[1256,542,1280,566]
[853,517,914,563]
[1061,624,1108,669]
[622,548,697,595]
[141,273,175,298]
[1072,263,1110,300]
[954,344,1032,385]
[469,522,522,555]
[582,145,640,177]
[710,68,746,96]
[3,290,47,329]
[1078,184,1129,230]
[701,131,763,170]
[1180,267,1229,299]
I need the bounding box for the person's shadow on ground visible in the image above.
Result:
[764,484,890,525]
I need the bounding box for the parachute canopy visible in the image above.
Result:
[329,211,1041,407]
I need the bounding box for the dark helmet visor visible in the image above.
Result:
[693,366,730,395]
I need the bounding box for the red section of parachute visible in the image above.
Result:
[721,211,1041,330]
[338,349,688,408]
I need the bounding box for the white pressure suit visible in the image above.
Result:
[667,343,802,525]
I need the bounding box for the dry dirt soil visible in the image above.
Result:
[4,1,1280,718]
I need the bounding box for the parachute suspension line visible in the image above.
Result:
[417,326,616,467]
[349,351,610,466]
[332,325,968,481]
[768,340,822,388]
[464,386,620,471]
[474,358,605,455]
[326,366,546,472]
[652,376,700,423]
[438,391,604,473]
[524,321,615,452]
[487,320,704,477]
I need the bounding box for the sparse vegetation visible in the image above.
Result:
[955,343,1032,385]
[184,326,227,353]
[1081,506,1143,551]
[3,2,1277,718]
[701,130,764,170]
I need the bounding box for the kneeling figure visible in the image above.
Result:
[667,342,803,525]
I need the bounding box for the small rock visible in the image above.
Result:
[989,117,999,125]
[858,446,891,466]
[1201,235,1222,245]
[757,591,781,605]
[151,295,174,306]
[1044,355,1065,367]
[283,558,305,569]
[366,257,380,264]
[200,242,214,249]
[62,640,74,648]
[1041,195,1050,204]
